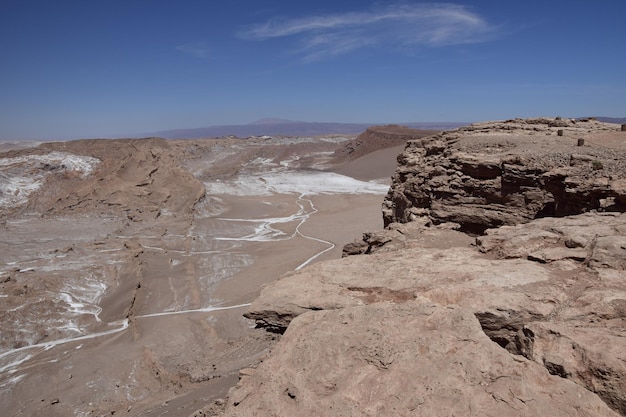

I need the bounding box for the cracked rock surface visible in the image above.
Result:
[233,215,626,416]
[229,302,618,417]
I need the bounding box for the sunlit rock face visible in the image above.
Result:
[383,118,626,233]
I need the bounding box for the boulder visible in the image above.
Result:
[226,301,619,417]
[383,118,625,232]
[237,212,626,415]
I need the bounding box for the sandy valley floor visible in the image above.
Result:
[0,135,401,416]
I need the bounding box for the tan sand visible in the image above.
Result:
[0,136,396,417]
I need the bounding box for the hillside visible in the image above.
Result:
[330,124,439,163]
[4,118,626,416]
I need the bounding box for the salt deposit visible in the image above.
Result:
[205,171,389,196]
[0,134,394,416]
[0,152,100,207]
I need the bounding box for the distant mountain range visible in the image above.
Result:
[147,119,468,139]
[594,117,626,124]
[141,116,625,140]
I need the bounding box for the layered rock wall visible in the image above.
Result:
[331,125,437,163]
[383,118,626,233]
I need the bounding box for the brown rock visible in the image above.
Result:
[227,302,619,417]
[223,119,626,416]
[241,212,626,415]
[520,321,626,414]
[383,118,625,232]
[331,125,437,163]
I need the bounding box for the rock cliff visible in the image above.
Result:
[383,117,626,233]
[205,118,626,417]
[331,125,438,163]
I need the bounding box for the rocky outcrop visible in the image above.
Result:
[210,118,626,417]
[228,301,618,417]
[19,138,206,221]
[223,211,626,416]
[382,118,626,233]
[477,212,626,414]
[331,125,437,163]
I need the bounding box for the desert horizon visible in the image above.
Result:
[3,118,626,416]
[3,116,624,144]
[2,1,626,416]
[0,118,467,143]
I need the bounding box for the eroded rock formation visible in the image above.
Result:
[383,118,626,233]
[331,125,438,163]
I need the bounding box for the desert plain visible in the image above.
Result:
[0,129,419,416]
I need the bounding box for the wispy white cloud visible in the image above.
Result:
[239,3,496,61]
[176,42,209,59]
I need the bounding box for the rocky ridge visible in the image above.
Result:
[383,117,626,233]
[1,138,206,221]
[331,125,438,163]
[209,118,626,416]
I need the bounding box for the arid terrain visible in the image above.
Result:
[213,118,626,417]
[3,119,626,417]
[0,126,433,416]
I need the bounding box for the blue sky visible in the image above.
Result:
[1,1,625,140]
